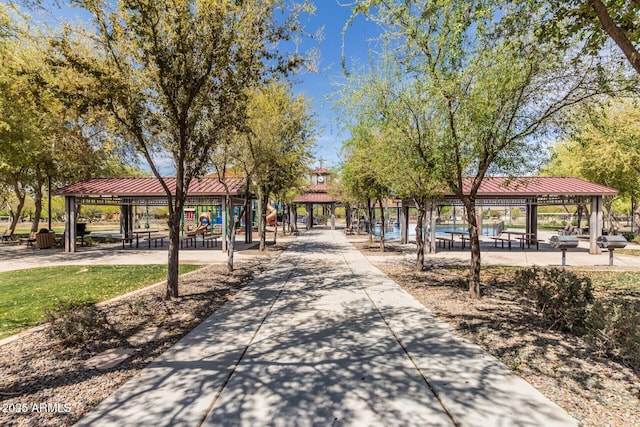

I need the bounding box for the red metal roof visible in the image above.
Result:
[53,177,246,197]
[461,177,618,197]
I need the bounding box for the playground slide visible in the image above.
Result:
[266,204,277,226]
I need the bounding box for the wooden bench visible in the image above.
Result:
[144,235,166,248]
[121,236,135,249]
[204,235,219,248]
[1,230,12,242]
[19,232,37,247]
[460,235,470,249]
[436,236,454,249]
[490,234,513,250]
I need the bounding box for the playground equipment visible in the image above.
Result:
[267,204,277,226]
[188,212,211,235]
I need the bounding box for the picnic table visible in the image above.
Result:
[130,229,161,248]
[491,231,540,250]
[444,231,470,249]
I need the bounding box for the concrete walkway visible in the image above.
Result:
[76,228,575,426]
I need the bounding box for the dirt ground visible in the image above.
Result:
[357,241,640,427]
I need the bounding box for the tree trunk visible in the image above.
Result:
[378,197,385,253]
[9,177,26,235]
[283,204,288,236]
[31,181,44,232]
[634,200,640,235]
[576,204,583,229]
[463,197,481,299]
[166,210,181,299]
[345,204,351,230]
[414,199,426,271]
[604,196,616,234]
[367,198,374,243]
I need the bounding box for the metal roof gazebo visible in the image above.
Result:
[397,176,618,254]
[292,167,341,230]
[53,177,253,253]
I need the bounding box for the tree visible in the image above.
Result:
[351,0,619,298]
[51,0,308,298]
[534,1,640,75]
[0,15,136,235]
[544,99,640,233]
[0,35,52,235]
[236,83,315,252]
[337,58,444,265]
[340,122,391,250]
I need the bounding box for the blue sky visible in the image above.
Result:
[293,1,378,169]
[34,1,378,171]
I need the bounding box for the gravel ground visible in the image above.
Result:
[359,242,640,427]
[0,245,287,427]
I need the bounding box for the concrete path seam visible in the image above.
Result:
[337,235,459,426]
[197,253,302,427]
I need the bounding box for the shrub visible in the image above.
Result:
[514,267,594,333]
[585,299,640,370]
[45,302,119,348]
[622,231,635,242]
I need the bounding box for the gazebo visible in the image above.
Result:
[292,167,341,230]
[398,176,618,254]
[53,177,253,253]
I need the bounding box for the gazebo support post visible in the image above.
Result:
[292,204,298,232]
[221,196,228,252]
[330,203,335,230]
[428,201,437,254]
[590,196,603,254]
[526,201,538,238]
[400,204,409,244]
[64,196,76,253]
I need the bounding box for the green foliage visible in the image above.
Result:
[543,100,640,201]
[515,267,594,333]
[585,299,640,370]
[45,301,119,349]
[622,231,635,241]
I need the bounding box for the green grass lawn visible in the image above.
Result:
[0,264,201,339]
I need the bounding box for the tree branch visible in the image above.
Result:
[589,0,640,74]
